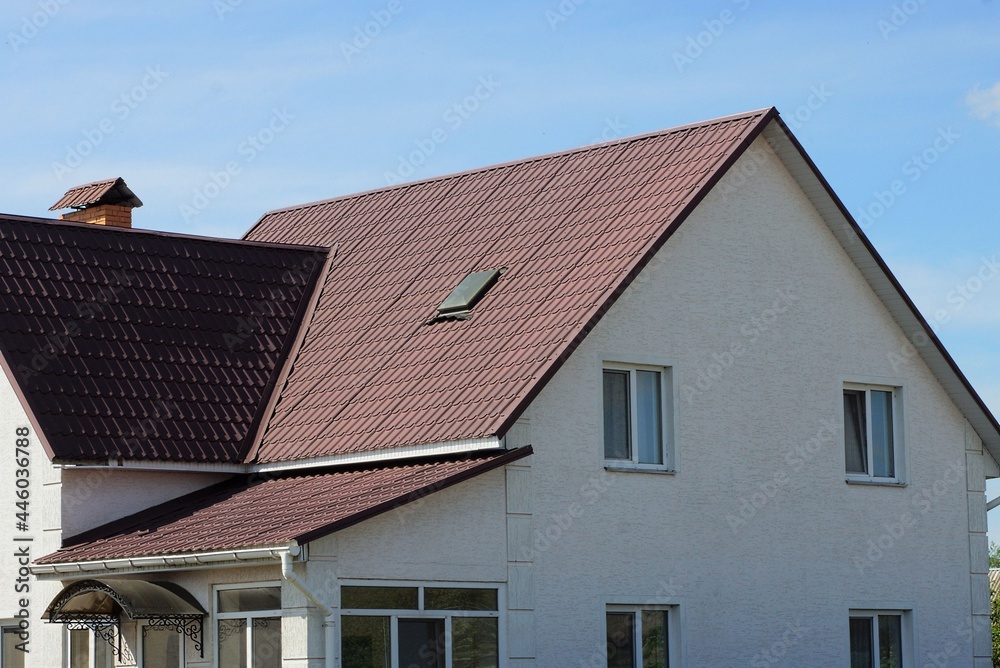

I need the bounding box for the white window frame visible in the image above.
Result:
[337,579,506,668]
[138,619,185,668]
[848,608,913,667]
[213,581,282,668]
[64,626,114,668]
[602,359,675,473]
[843,381,905,485]
[604,603,681,667]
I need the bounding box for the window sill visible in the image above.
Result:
[845,478,906,488]
[604,464,676,475]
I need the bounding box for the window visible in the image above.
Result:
[340,583,500,668]
[67,629,113,668]
[603,364,672,469]
[2,626,25,668]
[141,622,184,668]
[849,611,907,668]
[216,584,281,668]
[844,384,901,481]
[605,606,672,668]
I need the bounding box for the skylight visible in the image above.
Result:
[437,268,504,317]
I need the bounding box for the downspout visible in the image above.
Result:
[280,547,336,668]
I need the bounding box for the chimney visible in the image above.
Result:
[49,177,142,229]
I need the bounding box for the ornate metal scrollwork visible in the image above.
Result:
[63,619,133,663]
[141,615,205,658]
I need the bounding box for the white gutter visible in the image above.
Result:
[30,546,291,578]
[280,547,336,668]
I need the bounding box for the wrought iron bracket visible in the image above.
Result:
[141,615,205,658]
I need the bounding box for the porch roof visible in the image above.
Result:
[36,447,530,566]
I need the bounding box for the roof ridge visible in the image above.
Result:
[243,107,775,236]
[0,213,329,254]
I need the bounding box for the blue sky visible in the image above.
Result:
[3,1,1000,530]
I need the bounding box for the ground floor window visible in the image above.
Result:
[67,628,113,668]
[849,611,907,668]
[340,583,500,668]
[141,623,184,667]
[216,584,282,668]
[2,625,26,668]
[605,605,672,668]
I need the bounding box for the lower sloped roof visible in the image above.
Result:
[35,446,530,565]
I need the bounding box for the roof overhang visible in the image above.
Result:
[759,116,1000,464]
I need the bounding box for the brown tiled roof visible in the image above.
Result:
[50,177,143,211]
[0,215,328,462]
[36,447,530,564]
[244,109,773,462]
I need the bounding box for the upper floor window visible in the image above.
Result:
[603,363,672,470]
[844,384,902,482]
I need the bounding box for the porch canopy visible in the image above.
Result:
[43,579,206,657]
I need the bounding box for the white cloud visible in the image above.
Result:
[965,82,1000,126]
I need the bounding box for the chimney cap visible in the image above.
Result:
[50,177,143,211]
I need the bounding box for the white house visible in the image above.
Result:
[0,108,996,667]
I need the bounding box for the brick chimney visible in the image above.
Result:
[50,177,142,229]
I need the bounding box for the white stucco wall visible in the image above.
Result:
[0,370,64,668]
[516,135,984,666]
[60,468,232,539]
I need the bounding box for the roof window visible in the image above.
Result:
[436,268,504,319]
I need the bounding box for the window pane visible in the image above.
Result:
[341,586,418,610]
[397,618,445,668]
[218,587,282,613]
[606,612,635,668]
[342,616,390,668]
[253,618,282,668]
[604,370,631,460]
[878,615,902,668]
[844,390,868,474]
[69,629,89,668]
[143,625,180,668]
[636,370,663,465]
[641,610,669,668]
[870,391,895,478]
[3,627,25,668]
[849,617,874,668]
[425,587,498,611]
[218,618,248,668]
[94,628,114,668]
[452,617,499,668]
